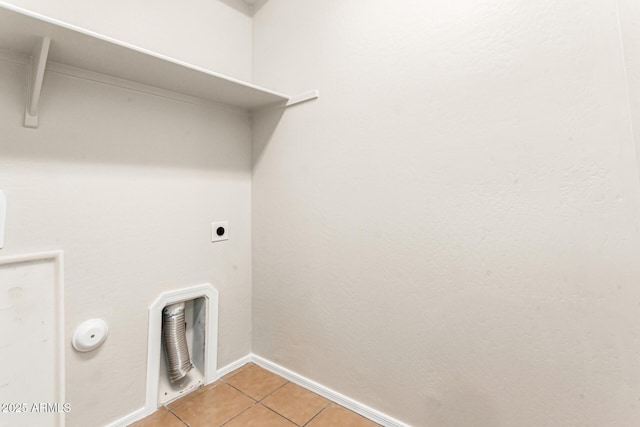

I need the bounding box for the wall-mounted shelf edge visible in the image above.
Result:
[0,2,318,127]
[286,90,320,107]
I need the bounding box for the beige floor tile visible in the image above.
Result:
[262,382,330,425]
[128,408,185,427]
[221,362,255,381]
[306,403,380,427]
[224,364,288,400]
[224,404,296,427]
[170,382,254,427]
[129,367,380,427]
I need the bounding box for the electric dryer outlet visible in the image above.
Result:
[211,221,228,242]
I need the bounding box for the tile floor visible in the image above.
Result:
[129,363,380,427]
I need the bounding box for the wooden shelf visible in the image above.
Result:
[0,2,317,127]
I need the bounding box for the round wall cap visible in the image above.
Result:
[72,318,108,352]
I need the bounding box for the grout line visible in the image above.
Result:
[220,365,289,403]
[162,363,376,427]
[222,381,260,403]
[258,402,302,426]
[251,354,408,426]
[116,353,397,426]
[302,404,331,427]
[257,380,290,402]
[256,380,332,426]
[219,402,257,427]
[165,408,191,427]
[219,363,362,426]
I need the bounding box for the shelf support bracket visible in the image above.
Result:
[286,90,319,107]
[24,36,51,129]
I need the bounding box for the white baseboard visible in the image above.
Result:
[216,354,253,379]
[106,353,409,427]
[105,407,145,427]
[251,354,410,427]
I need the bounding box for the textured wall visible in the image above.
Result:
[252,1,640,425]
[0,61,252,425]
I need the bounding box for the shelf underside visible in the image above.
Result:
[0,3,291,111]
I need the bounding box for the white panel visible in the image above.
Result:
[0,258,58,427]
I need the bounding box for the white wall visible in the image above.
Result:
[0,59,252,426]
[1,0,253,81]
[0,2,253,425]
[252,1,640,426]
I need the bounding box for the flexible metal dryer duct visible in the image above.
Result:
[162,302,193,382]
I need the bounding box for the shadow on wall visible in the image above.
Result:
[0,65,253,173]
[424,381,503,427]
[248,0,270,16]
[216,0,254,17]
[424,385,500,427]
[252,106,285,169]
